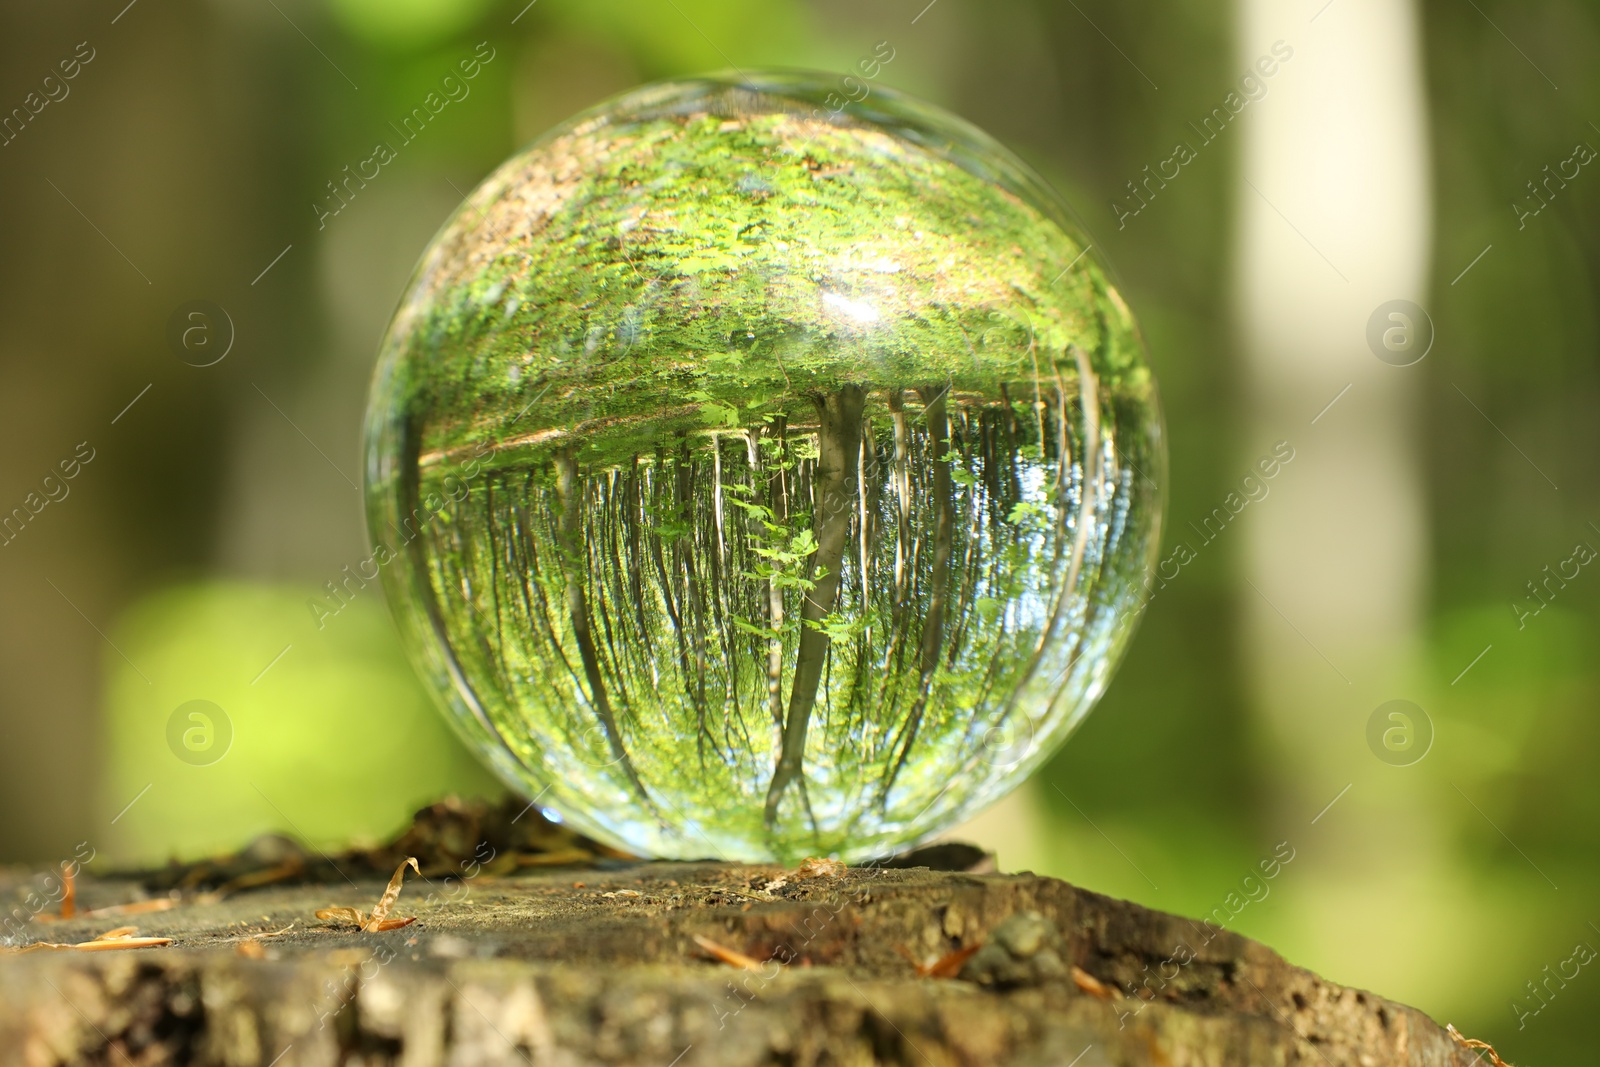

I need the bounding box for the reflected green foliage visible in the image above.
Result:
[365,75,1162,861]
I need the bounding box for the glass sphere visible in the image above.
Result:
[363,72,1164,863]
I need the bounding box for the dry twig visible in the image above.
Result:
[70,898,178,920]
[60,863,76,920]
[34,862,176,925]
[230,922,296,958]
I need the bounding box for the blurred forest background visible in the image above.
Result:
[1,0,1596,1060]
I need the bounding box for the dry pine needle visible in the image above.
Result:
[692,933,767,972]
[315,857,421,932]
[1447,1023,1515,1067]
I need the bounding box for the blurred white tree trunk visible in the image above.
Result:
[1235,0,1438,996]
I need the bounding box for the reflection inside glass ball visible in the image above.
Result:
[363,72,1163,862]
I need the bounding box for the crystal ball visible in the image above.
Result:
[363,72,1164,863]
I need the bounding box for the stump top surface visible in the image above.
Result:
[0,856,1482,1067]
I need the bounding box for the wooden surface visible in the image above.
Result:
[0,848,1483,1067]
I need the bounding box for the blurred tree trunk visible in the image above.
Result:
[0,0,273,862]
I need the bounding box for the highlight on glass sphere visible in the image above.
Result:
[363,71,1164,863]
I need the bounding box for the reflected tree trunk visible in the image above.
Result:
[1000,346,1100,722]
[674,437,715,764]
[877,389,914,720]
[879,386,954,804]
[553,448,654,808]
[764,385,864,831]
[396,411,509,754]
[759,418,788,731]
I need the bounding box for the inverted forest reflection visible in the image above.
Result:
[411,363,1152,861]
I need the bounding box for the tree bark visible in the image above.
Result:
[765,386,865,831]
[0,853,1482,1066]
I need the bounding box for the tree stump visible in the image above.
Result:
[0,849,1483,1066]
